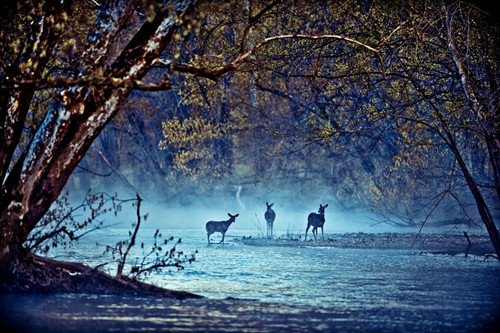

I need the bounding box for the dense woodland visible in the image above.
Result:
[64,0,500,226]
[1,0,500,280]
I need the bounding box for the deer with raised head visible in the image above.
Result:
[305,204,328,241]
[206,213,239,244]
[265,202,276,239]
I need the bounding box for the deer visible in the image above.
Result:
[264,202,276,239]
[206,213,239,244]
[305,204,328,241]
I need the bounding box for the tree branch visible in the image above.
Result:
[239,0,281,54]
[174,33,381,81]
[116,193,142,278]
[0,77,173,91]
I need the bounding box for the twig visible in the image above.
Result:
[253,213,265,237]
[97,150,139,193]
[463,231,471,258]
[116,193,142,278]
[93,262,108,270]
[484,254,499,261]
[411,190,449,250]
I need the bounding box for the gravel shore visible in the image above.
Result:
[239,232,496,257]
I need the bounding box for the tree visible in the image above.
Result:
[382,1,500,255]
[306,1,500,256]
[401,2,500,254]
[0,0,200,270]
[163,0,499,258]
[157,0,389,206]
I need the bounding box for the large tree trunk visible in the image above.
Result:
[452,145,500,257]
[0,0,197,269]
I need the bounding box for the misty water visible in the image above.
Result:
[4,222,500,332]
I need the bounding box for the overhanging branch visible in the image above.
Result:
[173,33,382,82]
[172,17,409,82]
[0,77,173,91]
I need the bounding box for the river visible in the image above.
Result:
[1,228,500,332]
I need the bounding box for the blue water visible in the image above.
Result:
[50,228,500,306]
[4,227,500,332]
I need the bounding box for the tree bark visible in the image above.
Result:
[0,1,198,268]
[0,0,68,183]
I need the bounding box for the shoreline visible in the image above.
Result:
[238,232,496,257]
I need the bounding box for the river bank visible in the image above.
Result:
[239,231,496,257]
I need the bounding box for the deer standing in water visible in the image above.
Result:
[206,213,239,244]
[305,204,328,241]
[265,202,276,239]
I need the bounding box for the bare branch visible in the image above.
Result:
[411,190,449,250]
[377,19,410,49]
[116,193,142,278]
[239,1,282,54]
[96,150,139,194]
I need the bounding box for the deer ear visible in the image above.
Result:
[266,202,269,205]
[235,214,239,217]
[228,213,231,217]
[324,204,328,208]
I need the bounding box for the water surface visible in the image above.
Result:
[2,228,499,332]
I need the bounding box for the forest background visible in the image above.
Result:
[61,0,500,229]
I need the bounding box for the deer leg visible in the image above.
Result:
[207,233,211,244]
[313,227,318,241]
[220,232,225,243]
[305,224,310,241]
[321,226,324,241]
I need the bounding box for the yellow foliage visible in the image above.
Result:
[159,116,228,178]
